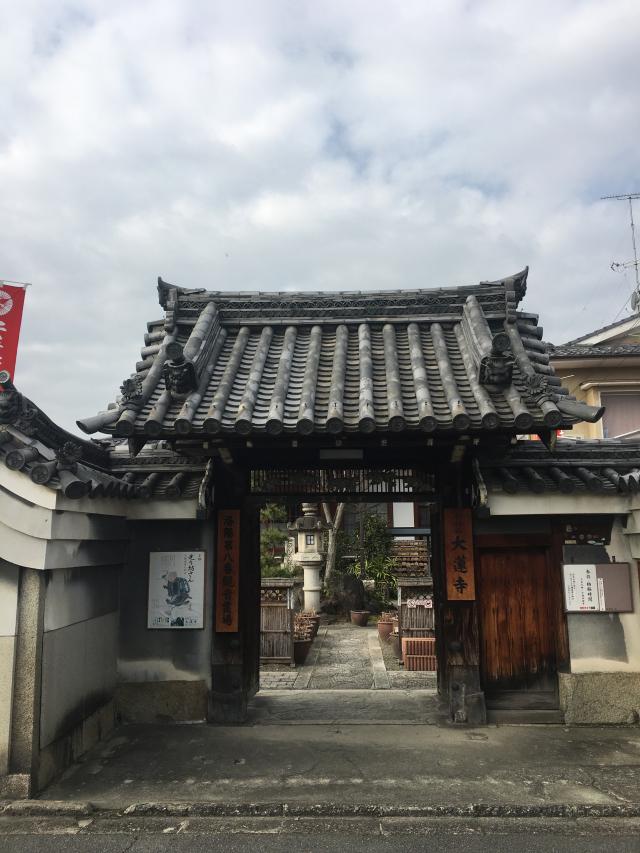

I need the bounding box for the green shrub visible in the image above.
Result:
[260,502,290,578]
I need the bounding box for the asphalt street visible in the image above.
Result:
[1,817,640,852]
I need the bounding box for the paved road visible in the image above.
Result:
[42,717,640,809]
[1,816,640,852]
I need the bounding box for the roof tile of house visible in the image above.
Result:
[478,438,640,495]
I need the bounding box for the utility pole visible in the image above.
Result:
[601,193,640,308]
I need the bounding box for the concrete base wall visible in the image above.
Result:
[0,562,19,776]
[115,680,208,723]
[41,611,119,749]
[0,773,30,799]
[37,699,116,792]
[559,672,640,725]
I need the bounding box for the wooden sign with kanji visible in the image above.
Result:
[215,509,240,631]
[444,508,476,601]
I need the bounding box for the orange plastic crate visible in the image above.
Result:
[402,637,436,658]
[404,654,438,671]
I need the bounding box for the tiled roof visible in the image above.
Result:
[78,268,604,439]
[391,539,430,577]
[0,381,206,501]
[478,439,640,496]
[550,343,640,358]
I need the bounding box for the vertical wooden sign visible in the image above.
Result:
[443,508,476,601]
[216,509,240,631]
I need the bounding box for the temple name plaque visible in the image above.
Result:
[443,507,476,601]
[216,509,241,632]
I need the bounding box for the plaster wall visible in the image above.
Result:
[565,520,640,675]
[0,518,128,571]
[553,363,640,440]
[116,519,214,722]
[0,561,19,775]
[487,493,628,517]
[0,519,47,570]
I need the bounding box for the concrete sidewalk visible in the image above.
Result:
[33,690,640,815]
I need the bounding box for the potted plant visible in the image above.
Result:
[390,629,401,659]
[377,610,395,641]
[300,609,320,637]
[293,613,315,664]
[350,609,370,627]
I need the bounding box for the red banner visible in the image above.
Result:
[0,284,27,384]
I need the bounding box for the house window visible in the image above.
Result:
[601,392,640,438]
[306,534,315,546]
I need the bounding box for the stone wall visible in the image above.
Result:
[560,672,640,724]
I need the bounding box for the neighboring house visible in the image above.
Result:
[550,314,640,440]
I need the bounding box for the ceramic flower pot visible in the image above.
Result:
[377,619,394,641]
[294,638,313,665]
[390,632,401,659]
[350,610,370,627]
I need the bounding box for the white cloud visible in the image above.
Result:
[1,0,639,432]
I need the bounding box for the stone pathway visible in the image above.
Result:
[260,622,437,691]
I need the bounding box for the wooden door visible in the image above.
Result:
[477,546,559,710]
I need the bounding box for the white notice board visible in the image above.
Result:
[562,564,599,612]
[147,551,205,629]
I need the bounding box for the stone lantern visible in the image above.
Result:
[288,503,327,611]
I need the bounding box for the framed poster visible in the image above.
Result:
[147,551,206,629]
[563,563,633,613]
[562,564,599,611]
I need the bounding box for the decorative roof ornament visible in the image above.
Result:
[120,375,144,405]
[161,282,179,333]
[523,372,549,403]
[0,376,38,435]
[478,354,514,386]
[0,380,21,424]
[56,441,83,469]
[163,342,198,399]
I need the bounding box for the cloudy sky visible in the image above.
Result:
[2,0,640,433]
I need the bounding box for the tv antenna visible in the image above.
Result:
[601,192,640,309]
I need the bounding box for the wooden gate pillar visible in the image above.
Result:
[209,483,260,724]
[442,603,485,725]
[435,485,486,725]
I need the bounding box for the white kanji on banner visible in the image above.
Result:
[0,283,27,383]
